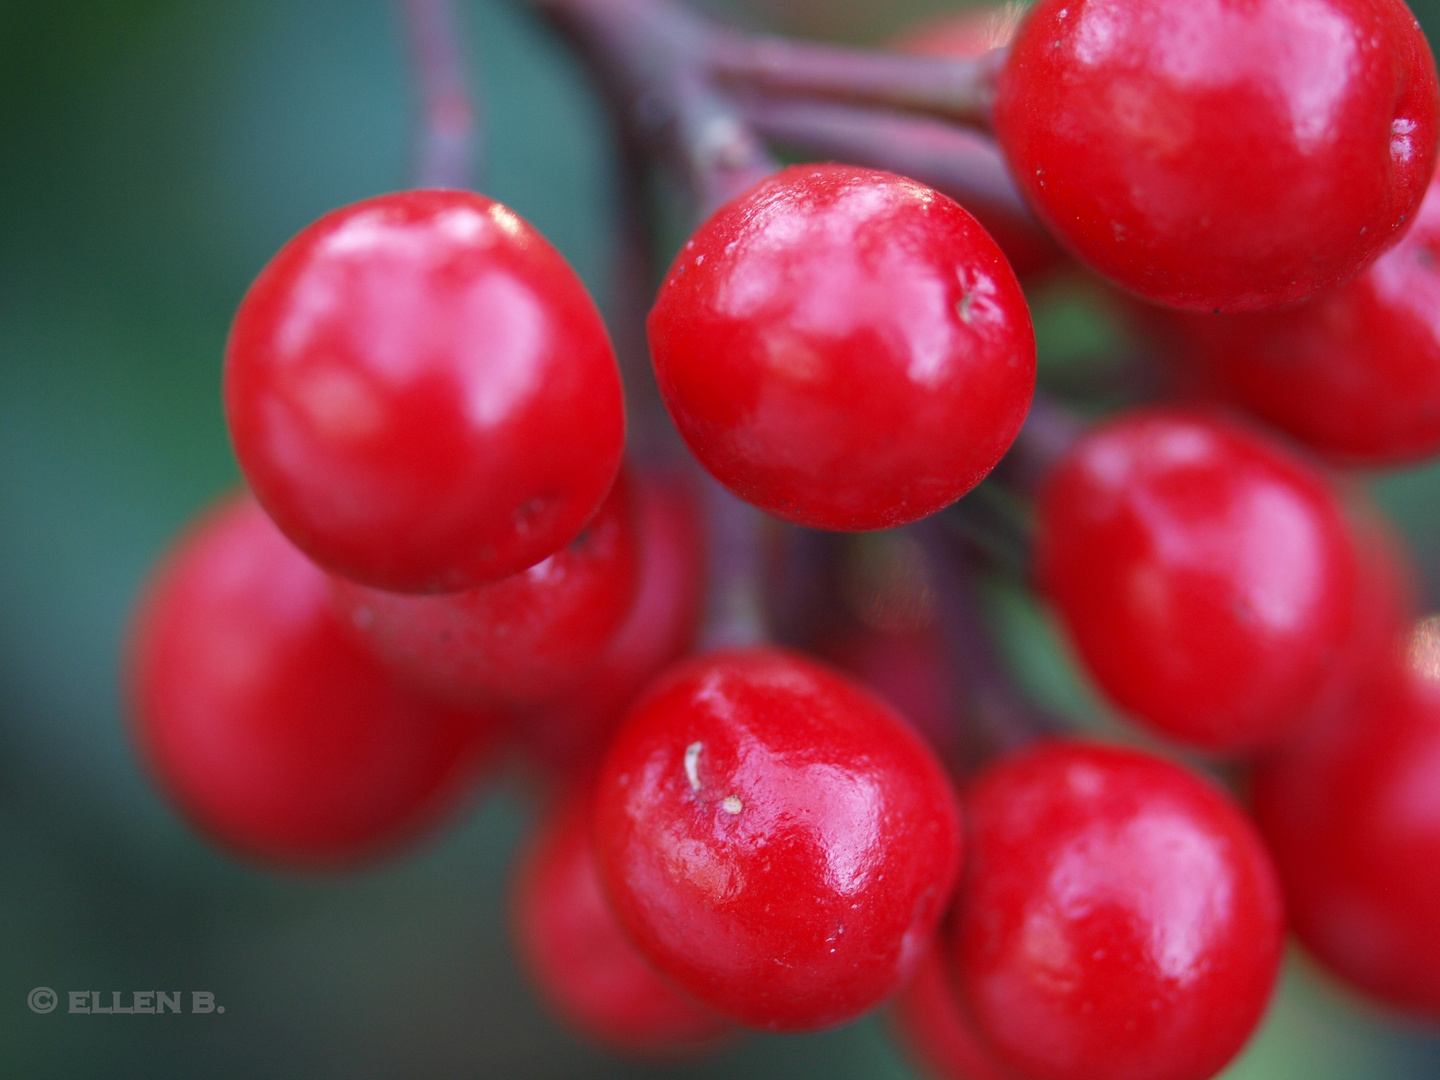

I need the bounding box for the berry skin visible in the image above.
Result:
[593,648,963,1031]
[1035,408,1362,754]
[510,787,729,1054]
[225,189,625,594]
[331,468,639,709]
[512,471,706,773]
[889,946,1015,1080]
[1149,164,1440,466]
[994,0,1440,312]
[126,493,500,867]
[647,164,1036,531]
[1253,616,1440,1020]
[952,741,1284,1080]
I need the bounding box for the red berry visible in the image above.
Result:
[994,0,1440,311]
[889,946,1015,1080]
[331,468,639,709]
[953,741,1284,1080]
[510,787,729,1054]
[647,164,1036,531]
[512,471,707,773]
[1036,408,1362,753]
[126,493,500,867]
[1253,616,1440,1019]
[593,648,963,1031]
[1149,163,1440,465]
[224,189,625,593]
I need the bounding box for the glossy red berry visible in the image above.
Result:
[1150,164,1440,465]
[994,0,1440,311]
[952,741,1284,1080]
[510,787,729,1054]
[225,189,625,593]
[647,164,1036,531]
[1253,616,1440,1019]
[126,493,500,867]
[512,471,706,773]
[331,468,639,709]
[889,946,1015,1080]
[593,648,963,1031]
[1036,408,1362,753]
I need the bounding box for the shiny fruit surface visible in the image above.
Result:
[995,0,1440,311]
[225,189,625,593]
[513,471,707,773]
[1036,408,1361,753]
[1152,164,1440,465]
[593,647,963,1031]
[511,787,729,1053]
[331,468,639,708]
[953,741,1284,1080]
[648,164,1035,531]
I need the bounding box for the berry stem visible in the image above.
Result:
[738,96,1031,222]
[708,30,1003,128]
[990,391,1084,498]
[700,477,768,649]
[401,0,479,189]
[531,0,775,212]
[938,396,1082,578]
[916,517,1059,765]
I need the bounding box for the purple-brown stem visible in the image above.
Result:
[700,477,769,650]
[916,517,1060,766]
[992,392,1085,498]
[401,0,479,188]
[709,30,1004,128]
[739,95,1031,221]
[531,0,775,213]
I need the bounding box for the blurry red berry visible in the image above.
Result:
[593,648,963,1031]
[995,0,1440,311]
[1254,615,1440,1019]
[331,468,639,709]
[648,164,1035,531]
[1149,164,1440,465]
[126,493,500,867]
[512,471,706,773]
[1036,408,1362,753]
[953,741,1284,1080]
[225,189,625,593]
[511,787,729,1054]
[889,946,1015,1080]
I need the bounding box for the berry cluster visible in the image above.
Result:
[124,0,1440,1077]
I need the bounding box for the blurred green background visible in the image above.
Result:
[3,1,1440,1076]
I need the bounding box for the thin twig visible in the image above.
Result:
[700,477,768,649]
[737,94,1037,228]
[709,32,1004,127]
[401,0,479,188]
[990,392,1085,498]
[531,0,775,213]
[916,517,1060,765]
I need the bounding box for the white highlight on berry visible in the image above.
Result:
[685,741,703,791]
